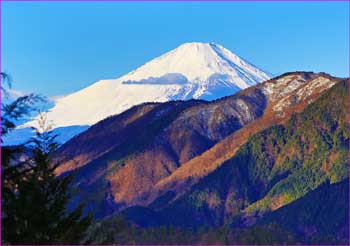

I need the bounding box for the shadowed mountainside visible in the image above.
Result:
[147,78,349,229]
[56,72,344,218]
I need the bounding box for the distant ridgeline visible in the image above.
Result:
[56,73,348,244]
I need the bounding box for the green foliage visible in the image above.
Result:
[2,116,92,244]
[83,218,299,245]
[150,79,349,244]
[120,78,349,244]
[240,125,288,194]
[246,80,349,214]
[1,75,92,244]
[82,217,128,244]
[329,149,349,183]
[259,179,349,244]
[227,223,299,244]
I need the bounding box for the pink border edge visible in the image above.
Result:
[0,1,349,246]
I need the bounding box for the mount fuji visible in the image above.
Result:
[6,42,271,145]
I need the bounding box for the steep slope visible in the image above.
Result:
[58,72,342,218]
[258,179,349,244]
[58,86,268,216]
[147,78,349,228]
[143,72,341,205]
[104,180,348,244]
[26,42,270,129]
[54,101,205,174]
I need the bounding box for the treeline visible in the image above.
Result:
[82,218,299,245]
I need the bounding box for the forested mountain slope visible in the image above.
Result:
[56,72,344,218]
[120,79,349,238]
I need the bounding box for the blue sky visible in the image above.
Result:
[2,1,349,97]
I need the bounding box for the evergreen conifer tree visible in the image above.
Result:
[1,73,92,244]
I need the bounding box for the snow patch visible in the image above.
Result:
[271,76,335,113]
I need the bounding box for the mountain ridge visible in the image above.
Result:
[78,77,349,245]
[120,78,349,231]
[140,72,341,206]
[54,72,343,218]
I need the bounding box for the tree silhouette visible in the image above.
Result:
[1,73,92,244]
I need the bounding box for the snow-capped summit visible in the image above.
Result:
[118,42,269,87]
[13,42,270,144]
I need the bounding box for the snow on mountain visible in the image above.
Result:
[29,42,269,127]
[118,42,268,86]
[5,42,270,145]
[262,73,337,113]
